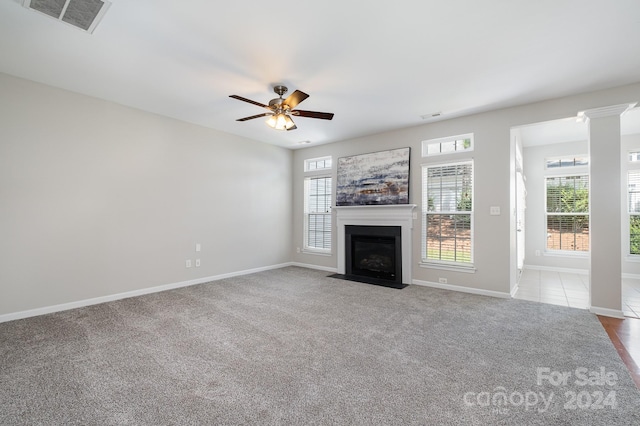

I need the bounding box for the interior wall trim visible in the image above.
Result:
[622,273,640,280]
[590,306,625,319]
[0,262,294,324]
[523,265,589,275]
[510,283,520,298]
[412,279,511,299]
[290,262,338,273]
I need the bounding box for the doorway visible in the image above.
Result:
[510,118,590,309]
[515,139,526,282]
[621,107,640,318]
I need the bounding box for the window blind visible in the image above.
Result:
[422,161,473,263]
[545,175,589,251]
[628,170,640,255]
[305,176,332,251]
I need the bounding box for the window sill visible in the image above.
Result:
[544,250,589,258]
[302,249,332,257]
[419,262,476,273]
[625,255,640,263]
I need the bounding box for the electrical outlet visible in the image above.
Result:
[535,250,541,256]
[439,277,448,284]
[195,259,201,267]
[296,247,300,253]
[186,259,192,268]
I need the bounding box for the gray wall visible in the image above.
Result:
[0,73,293,317]
[292,82,640,296]
[3,72,640,318]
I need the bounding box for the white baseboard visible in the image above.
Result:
[589,306,625,319]
[0,262,293,324]
[510,283,520,298]
[290,262,338,273]
[527,268,640,280]
[622,273,640,280]
[412,279,511,299]
[524,265,589,275]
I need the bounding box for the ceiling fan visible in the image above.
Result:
[229,85,334,131]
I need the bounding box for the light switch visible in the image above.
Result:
[195,243,201,252]
[490,206,501,216]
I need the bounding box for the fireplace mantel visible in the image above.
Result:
[335,205,416,285]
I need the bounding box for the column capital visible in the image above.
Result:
[578,103,637,120]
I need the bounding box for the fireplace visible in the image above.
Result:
[345,225,402,286]
[334,204,416,287]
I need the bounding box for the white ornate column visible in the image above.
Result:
[583,103,636,317]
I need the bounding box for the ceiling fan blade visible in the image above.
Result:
[292,109,334,120]
[283,90,309,109]
[229,95,269,109]
[236,112,271,122]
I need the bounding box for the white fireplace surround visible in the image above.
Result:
[335,205,417,285]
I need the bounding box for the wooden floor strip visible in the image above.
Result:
[598,316,640,389]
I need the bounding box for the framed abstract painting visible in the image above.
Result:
[336,147,410,206]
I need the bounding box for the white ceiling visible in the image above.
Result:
[517,117,588,148]
[518,107,640,147]
[2,0,640,149]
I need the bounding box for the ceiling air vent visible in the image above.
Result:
[22,0,111,34]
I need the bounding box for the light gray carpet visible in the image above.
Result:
[1,266,639,425]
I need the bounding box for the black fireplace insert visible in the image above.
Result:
[342,225,404,288]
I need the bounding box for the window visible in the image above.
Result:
[304,156,332,172]
[545,175,589,251]
[422,161,473,265]
[627,150,640,256]
[304,156,332,253]
[304,177,332,251]
[628,170,640,255]
[545,156,589,169]
[422,134,473,157]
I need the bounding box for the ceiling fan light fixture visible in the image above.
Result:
[266,113,295,130]
[232,85,333,131]
[275,114,288,130]
[283,115,295,130]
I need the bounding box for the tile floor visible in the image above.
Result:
[623,277,640,319]
[513,269,640,319]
